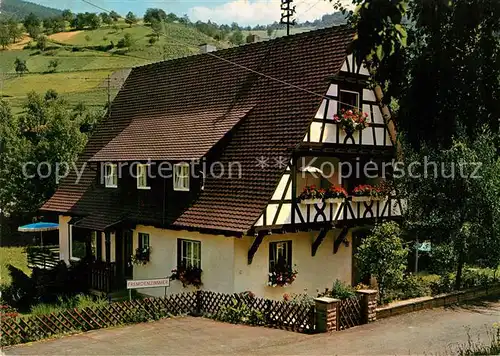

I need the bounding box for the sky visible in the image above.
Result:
[28,0,352,26]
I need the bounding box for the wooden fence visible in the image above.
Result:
[199,291,315,332]
[1,291,314,346]
[337,295,363,330]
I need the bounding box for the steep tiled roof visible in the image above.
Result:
[42,26,354,234]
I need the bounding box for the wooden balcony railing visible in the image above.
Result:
[26,245,59,270]
[88,261,116,294]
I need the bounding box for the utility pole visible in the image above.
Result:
[280,0,296,36]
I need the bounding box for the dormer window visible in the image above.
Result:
[137,164,151,190]
[173,163,190,191]
[339,90,360,111]
[104,163,118,188]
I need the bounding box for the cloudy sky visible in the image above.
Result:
[28,0,351,26]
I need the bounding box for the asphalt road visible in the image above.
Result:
[4,297,500,355]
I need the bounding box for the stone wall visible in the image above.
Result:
[376,283,500,319]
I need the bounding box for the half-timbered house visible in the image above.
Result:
[42,25,402,299]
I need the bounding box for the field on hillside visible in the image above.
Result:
[1,21,226,114]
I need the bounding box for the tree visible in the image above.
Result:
[229,30,243,45]
[48,59,59,73]
[8,20,23,43]
[100,13,112,25]
[0,23,10,49]
[357,222,408,303]
[36,35,48,51]
[61,9,74,22]
[266,27,274,37]
[343,0,500,289]
[14,58,28,76]
[117,33,134,49]
[399,131,500,289]
[125,12,137,27]
[23,13,41,39]
[144,8,167,24]
[109,11,120,22]
[86,13,101,30]
[150,20,163,40]
[42,18,55,34]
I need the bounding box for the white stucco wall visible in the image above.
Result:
[131,226,236,297]
[58,215,71,263]
[233,230,352,300]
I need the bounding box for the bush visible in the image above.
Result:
[428,243,457,275]
[318,279,356,300]
[30,294,109,316]
[215,298,265,326]
[282,292,315,306]
[357,222,408,303]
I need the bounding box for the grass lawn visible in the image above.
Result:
[0,247,30,286]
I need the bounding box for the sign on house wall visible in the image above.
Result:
[126,278,170,289]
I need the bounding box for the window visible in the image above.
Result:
[104,163,117,188]
[339,90,360,112]
[269,241,292,272]
[173,163,190,191]
[178,239,201,268]
[137,164,150,190]
[138,232,150,249]
[70,227,87,260]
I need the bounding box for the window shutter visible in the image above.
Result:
[269,242,276,271]
[287,241,292,268]
[177,239,182,267]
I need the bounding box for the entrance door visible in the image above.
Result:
[123,230,133,279]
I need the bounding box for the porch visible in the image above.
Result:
[68,224,134,295]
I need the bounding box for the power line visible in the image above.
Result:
[81,0,359,106]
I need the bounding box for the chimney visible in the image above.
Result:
[246,34,261,44]
[199,44,217,53]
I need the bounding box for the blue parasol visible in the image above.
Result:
[18,222,59,246]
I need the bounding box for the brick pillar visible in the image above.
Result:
[356,289,378,323]
[314,297,339,332]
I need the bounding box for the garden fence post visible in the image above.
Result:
[314,297,339,332]
[356,289,378,323]
[196,290,202,315]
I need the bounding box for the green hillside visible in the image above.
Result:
[1,20,227,114]
[0,0,62,20]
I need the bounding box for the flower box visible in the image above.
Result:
[301,198,322,205]
[268,266,298,287]
[131,246,151,265]
[333,108,369,134]
[352,196,371,202]
[298,185,325,204]
[325,198,344,204]
[170,265,203,288]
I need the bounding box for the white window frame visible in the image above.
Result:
[269,240,292,271]
[179,239,201,269]
[138,232,150,249]
[137,164,151,190]
[339,89,360,111]
[173,163,190,192]
[104,163,118,188]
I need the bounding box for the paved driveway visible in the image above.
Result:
[4,297,500,355]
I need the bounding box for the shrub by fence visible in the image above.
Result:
[200,291,315,332]
[1,291,315,347]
